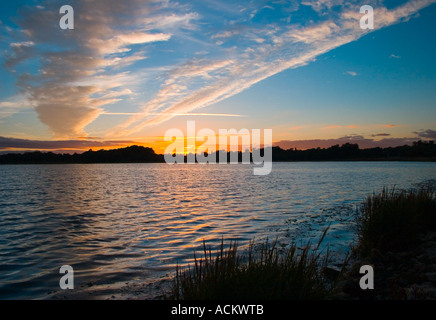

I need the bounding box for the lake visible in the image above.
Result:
[1,161,436,299]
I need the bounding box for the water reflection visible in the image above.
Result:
[1,162,436,299]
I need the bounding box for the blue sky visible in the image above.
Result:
[0,0,435,152]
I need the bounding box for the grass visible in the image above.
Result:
[172,228,338,300]
[355,183,436,257]
[170,182,436,300]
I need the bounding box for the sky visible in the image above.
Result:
[0,0,435,154]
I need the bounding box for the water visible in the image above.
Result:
[1,162,435,299]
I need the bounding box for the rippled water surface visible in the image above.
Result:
[1,162,436,299]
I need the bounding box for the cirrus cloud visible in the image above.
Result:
[2,0,435,140]
[110,0,436,137]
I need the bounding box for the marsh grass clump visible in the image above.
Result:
[355,184,436,257]
[173,229,336,300]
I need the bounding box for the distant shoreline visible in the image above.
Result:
[1,159,436,165]
[1,141,435,164]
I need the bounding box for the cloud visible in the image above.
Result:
[102,112,243,117]
[0,95,33,109]
[414,129,436,139]
[111,0,435,137]
[302,0,346,13]
[323,124,358,129]
[2,0,197,138]
[32,85,109,137]
[371,133,391,137]
[287,21,341,44]
[324,125,343,129]
[3,0,434,140]
[100,89,133,100]
[0,136,138,151]
[87,32,171,55]
[276,127,436,150]
[346,71,358,76]
[275,134,418,150]
[4,41,36,68]
[211,30,239,39]
[108,58,236,135]
[0,94,35,119]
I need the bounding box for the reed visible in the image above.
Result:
[173,229,335,300]
[355,184,436,257]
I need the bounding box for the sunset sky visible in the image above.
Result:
[0,0,435,154]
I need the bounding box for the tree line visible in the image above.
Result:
[0,140,435,164]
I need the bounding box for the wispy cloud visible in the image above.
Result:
[322,124,358,129]
[2,0,435,139]
[102,112,243,117]
[301,0,346,13]
[111,0,435,137]
[0,94,35,120]
[87,32,171,55]
[323,125,343,129]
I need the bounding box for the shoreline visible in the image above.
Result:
[2,158,436,165]
[1,142,435,165]
[48,276,174,300]
[47,230,436,301]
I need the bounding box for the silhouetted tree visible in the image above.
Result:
[1,141,435,164]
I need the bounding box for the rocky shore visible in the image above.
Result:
[333,231,436,300]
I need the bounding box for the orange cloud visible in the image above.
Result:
[324,125,343,129]
[322,124,358,130]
